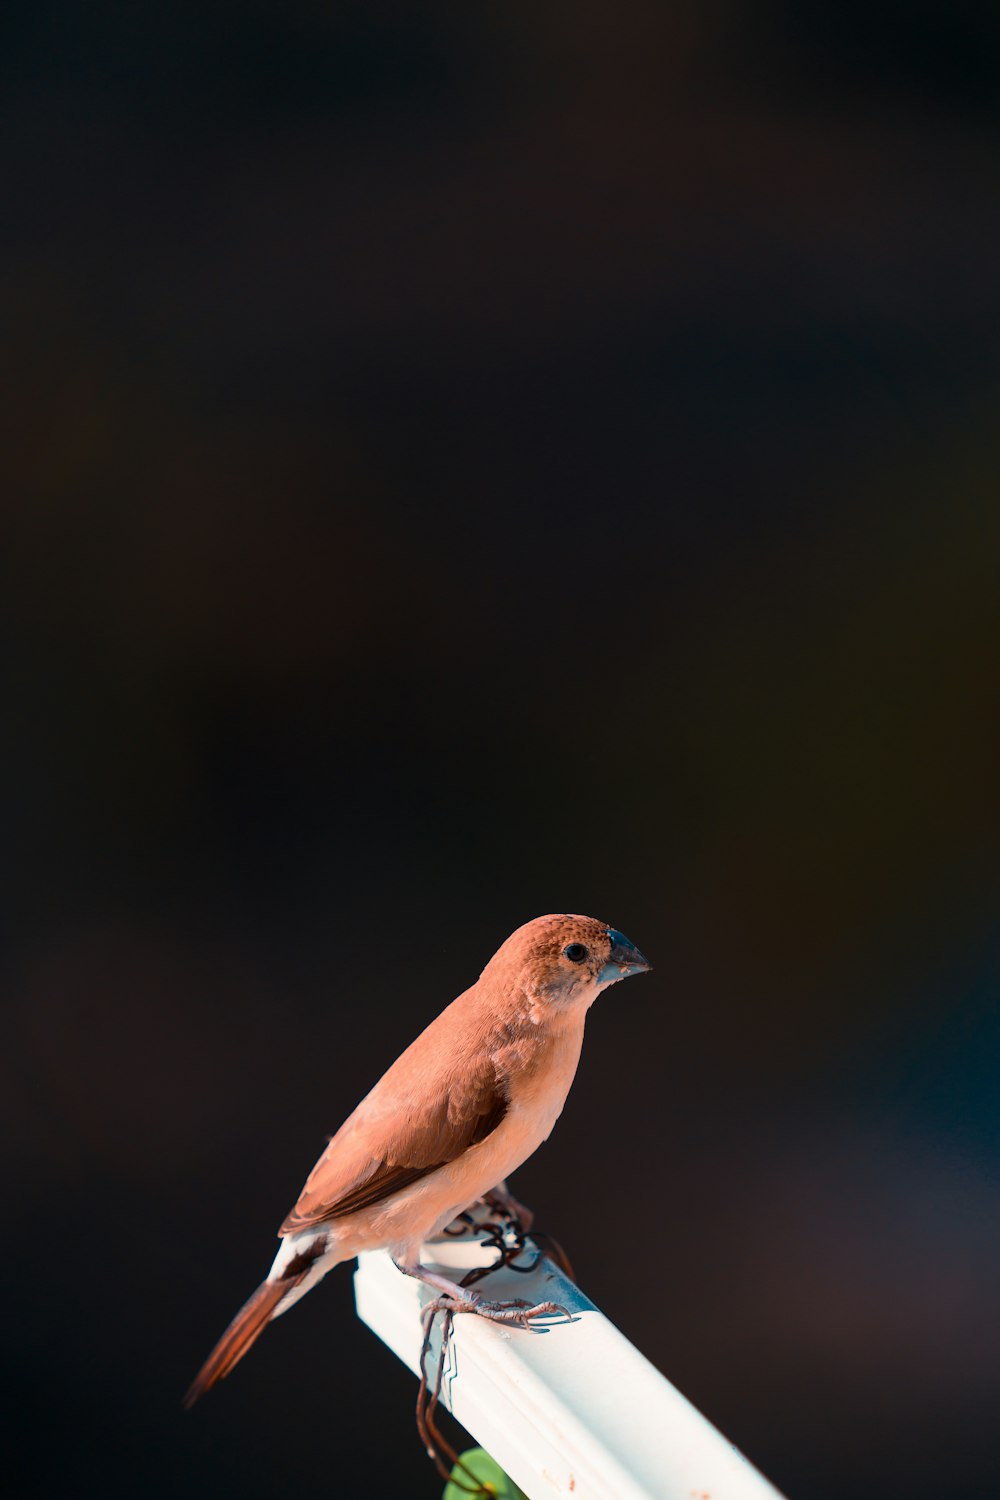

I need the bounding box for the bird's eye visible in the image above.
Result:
[563,942,588,963]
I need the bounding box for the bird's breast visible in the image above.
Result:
[496,1022,586,1161]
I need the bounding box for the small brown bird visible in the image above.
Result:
[185,913,650,1406]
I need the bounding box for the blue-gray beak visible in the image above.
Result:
[598,928,652,985]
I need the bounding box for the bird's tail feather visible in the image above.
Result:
[184,1240,328,1407]
[184,1279,291,1408]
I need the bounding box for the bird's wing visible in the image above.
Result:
[279,1022,508,1236]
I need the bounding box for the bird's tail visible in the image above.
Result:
[184,1238,329,1408]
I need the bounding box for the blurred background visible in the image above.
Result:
[3,4,999,1497]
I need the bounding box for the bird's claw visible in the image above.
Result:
[422,1291,571,1330]
[476,1296,572,1328]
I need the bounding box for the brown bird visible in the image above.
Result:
[185,913,651,1407]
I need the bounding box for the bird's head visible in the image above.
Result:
[486,913,651,1016]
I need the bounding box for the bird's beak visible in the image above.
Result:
[598,929,652,985]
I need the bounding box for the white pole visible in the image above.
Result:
[354,1229,786,1500]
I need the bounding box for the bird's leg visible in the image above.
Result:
[440,1210,478,1238]
[463,1216,538,1283]
[480,1183,575,1280]
[481,1179,534,1232]
[393,1258,571,1328]
[394,1258,515,1308]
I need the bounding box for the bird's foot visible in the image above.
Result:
[473,1296,572,1329]
[422,1291,571,1330]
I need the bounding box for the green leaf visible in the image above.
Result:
[442,1446,528,1500]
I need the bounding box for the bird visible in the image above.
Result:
[184,912,651,1407]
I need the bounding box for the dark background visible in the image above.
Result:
[4,5,999,1498]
